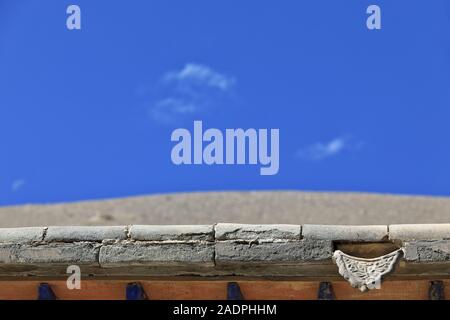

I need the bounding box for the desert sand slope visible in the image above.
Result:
[0,191,449,227]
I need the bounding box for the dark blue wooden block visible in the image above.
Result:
[227,282,244,300]
[318,282,335,300]
[429,281,445,300]
[38,283,56,300]
[126,282,148,300]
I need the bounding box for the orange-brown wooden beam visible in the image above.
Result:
[0,280,447,300]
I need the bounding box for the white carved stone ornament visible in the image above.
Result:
[333,249,403,292]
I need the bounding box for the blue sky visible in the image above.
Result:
[1,0,450,205]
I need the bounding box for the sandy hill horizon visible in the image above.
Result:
[0,191,449,227]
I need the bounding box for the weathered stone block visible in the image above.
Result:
[215,239,332,264]
[215,223,300,241]
[0,243,100,265]
[129,225,214,242]
[0,227,45,243]
[99,242,215,267]
[302,224,388,241]
[402,240,450,262]
[45,226,127,242]
[389,224,450,241]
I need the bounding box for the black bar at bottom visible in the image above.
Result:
[0,300,446,319]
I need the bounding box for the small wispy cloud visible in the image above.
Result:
[149,98,198,125]
[11,179,26,192]
[163,63,235,91]
[143,63,236,125]
[296,136,362,161]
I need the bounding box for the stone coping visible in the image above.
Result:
[0,224,447,278]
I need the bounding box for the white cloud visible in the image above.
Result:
[149,98,198,125]
[296,136,359,161]
[144,63,236,124]
[163,63,235,91]
[11,179,26,192]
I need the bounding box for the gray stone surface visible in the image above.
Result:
[0,227,45,243]
[389,224,450,241]
[0,243,100,265]
[45,226,127,242]
[403,240,450,262]
[129,225,214,242]
[99,242,215,267]
[302,224,388,241]
[215,223,300,241]
[215,239,333,264]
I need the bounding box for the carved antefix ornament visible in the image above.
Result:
[333,249,403,292]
